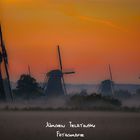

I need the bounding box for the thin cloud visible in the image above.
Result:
[55,3,128,32]
[78,15,128,32]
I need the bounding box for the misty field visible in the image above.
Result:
[0,111,140,140]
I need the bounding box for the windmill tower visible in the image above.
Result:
[0,25,13,101]
[44,45,75,97]
[99,64,114,97]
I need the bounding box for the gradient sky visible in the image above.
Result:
[0,0,140,84]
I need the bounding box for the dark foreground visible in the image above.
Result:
[0,111,140,140]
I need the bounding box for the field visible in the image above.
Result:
[0,111,140,140]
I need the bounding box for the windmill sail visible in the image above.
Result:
[0,25,13,101]
[57,45,67,94]
[0,55,6,100]
[109,64,113,81]
[58,45,63,71]
[108,64,114,95]
[28,65,31,76]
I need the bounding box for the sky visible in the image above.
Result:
[0,0,140,84]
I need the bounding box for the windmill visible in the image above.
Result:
[44,45,75,97]
[99,64,114,96]
[0,25,13,101]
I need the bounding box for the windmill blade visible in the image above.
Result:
[0,25,8,65]
[109,64,113,81]
[62,76,67,95]
[57,45,63,71]
[63,71,75,75]
[0,25,13,101]
[28,65,31,76]
[108,64,114,95]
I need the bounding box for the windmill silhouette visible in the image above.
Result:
[0,25,13,101]
[99,64,114,96]
[44,45,75,97]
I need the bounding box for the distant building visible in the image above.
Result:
[99,79,114,97]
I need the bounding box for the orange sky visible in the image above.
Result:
[0,0,140,84]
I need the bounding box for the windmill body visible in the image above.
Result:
[100,65,114,97]
[44,46,75,98]
[100,79,114,96]
[45,70,64,97]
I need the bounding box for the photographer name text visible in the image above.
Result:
[45,121,96,138]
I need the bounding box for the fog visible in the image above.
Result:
[122,97,140,108]
[0,96,140,110]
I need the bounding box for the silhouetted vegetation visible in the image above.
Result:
[79,89,88,96]
[13,74,43,99]
[67,93,121,109]
[114,90,131,99]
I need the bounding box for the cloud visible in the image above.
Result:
[52,2,128,32]
[78,16,128,32]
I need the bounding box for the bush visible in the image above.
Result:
[68,93,121,108]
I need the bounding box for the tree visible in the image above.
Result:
[16,74,40,98]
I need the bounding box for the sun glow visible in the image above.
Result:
[1,0,140,84]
